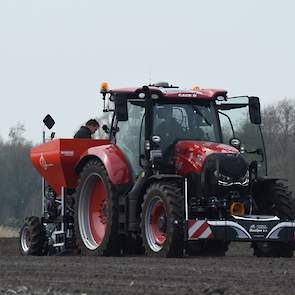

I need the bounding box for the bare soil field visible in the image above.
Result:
[0,238,294,295]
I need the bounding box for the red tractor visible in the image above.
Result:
[20,82,295,257]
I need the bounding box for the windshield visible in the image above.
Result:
[153,101,220,150]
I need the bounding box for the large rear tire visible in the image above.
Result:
[140,181,184,257]
[253,180,295,257]
[19,216,47,256]
[74,159,120,256]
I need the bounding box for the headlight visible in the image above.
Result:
[214,170,249,187]
[214,170,233,186]
[238,170,249,186]
[219,173,233,183]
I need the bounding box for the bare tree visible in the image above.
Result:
[8,123,26,145]
[0,124,40,227]
[262,99,295,191]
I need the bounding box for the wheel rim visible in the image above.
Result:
[79,172,108,250]
[21,226,31,253]
[145,196,167,252]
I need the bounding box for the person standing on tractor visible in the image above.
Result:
[74,119,100,139]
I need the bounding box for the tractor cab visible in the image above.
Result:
[102,83,266,182]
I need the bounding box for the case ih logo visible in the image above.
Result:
[39,153,54,171]
[178,93,198,98]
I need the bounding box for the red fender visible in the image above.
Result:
[77,144,130,185]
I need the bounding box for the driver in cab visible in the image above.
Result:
[154,105,183,150]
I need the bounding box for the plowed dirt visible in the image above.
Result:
[0,238,294,295]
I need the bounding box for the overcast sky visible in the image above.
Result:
[0,0,294,143]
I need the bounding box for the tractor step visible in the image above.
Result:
[187,215,295,242]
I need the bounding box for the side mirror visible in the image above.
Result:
[249,97,261,125]
[229,138,241,150]
[43,114,55,130]
[50,132,55,140]
[114,94,128,121]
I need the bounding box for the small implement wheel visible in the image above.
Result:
[141,181,184,257]
[74,159,119,256]
[19,216,46,256]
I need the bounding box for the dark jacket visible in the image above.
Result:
[74,126,92,139]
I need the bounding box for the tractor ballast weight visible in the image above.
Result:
[20,83,295,257]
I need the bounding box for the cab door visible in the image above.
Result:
[115,100,145,179]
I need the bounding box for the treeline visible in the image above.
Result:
[0,124,41,227]
[263,99,295,190]
[0,100,295,227]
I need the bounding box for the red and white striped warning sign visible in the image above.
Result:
[188,220,213,240]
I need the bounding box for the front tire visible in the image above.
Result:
[19,216,46,256]
[141,181,184,257]
[74,159,119,256]
[253,180,295,257]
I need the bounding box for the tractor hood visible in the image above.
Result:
[174,141,240,175]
